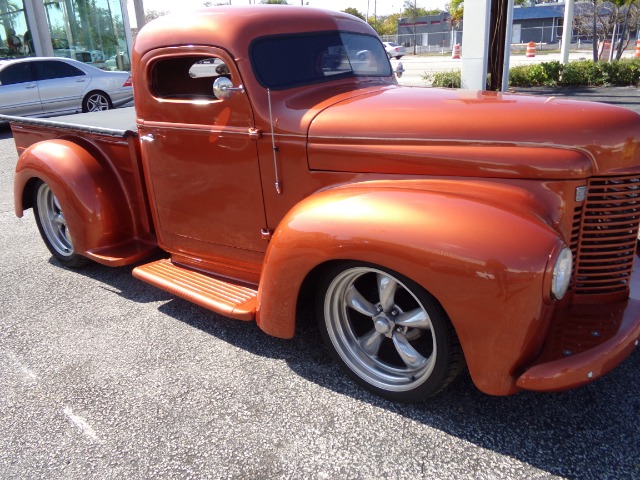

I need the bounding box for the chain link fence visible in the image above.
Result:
[383,26,635,56]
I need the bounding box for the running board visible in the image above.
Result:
[132,259,257,321]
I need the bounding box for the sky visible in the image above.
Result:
[127,0,449,27]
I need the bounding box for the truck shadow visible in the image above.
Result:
[70,260,640,479]
[0,124,14,140]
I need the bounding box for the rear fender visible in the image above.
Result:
[256,182,566,395]
[14,139,135,263]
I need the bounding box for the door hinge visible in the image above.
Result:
[249,128,262,140]
[261,228,272,240]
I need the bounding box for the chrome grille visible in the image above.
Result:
[574,175,640,296]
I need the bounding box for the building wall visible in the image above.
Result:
[0,0,131,71]
[398,13,455,48]
[394,6,565,50]
[517,18,562,44]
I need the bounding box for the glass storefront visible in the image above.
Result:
[45,1,129,70]
[1,1,130,71]
[0,1,30,57]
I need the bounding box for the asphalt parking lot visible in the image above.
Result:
[1,89,639,479]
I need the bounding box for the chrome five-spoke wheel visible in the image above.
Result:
[32,181,88,268]
[318,263,462,402]
[83,92,111,112]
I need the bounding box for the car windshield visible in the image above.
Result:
[250,31,391,90]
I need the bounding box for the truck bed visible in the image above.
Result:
[0,107,137,138]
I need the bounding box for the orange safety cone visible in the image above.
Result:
[526,41,536,58]
[635,39,640,58]
[452,43,461,59]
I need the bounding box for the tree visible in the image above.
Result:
[574,1,639,61]
[343,8,366,21]
[449,0,529,26]
[145,9,169,23]
[402,1,440,18]
[449,0,463,27]
[369,14,401,36]
[611,1,638,60]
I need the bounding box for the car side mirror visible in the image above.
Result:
[213,77,245,99]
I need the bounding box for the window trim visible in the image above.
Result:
[148,53,234,103]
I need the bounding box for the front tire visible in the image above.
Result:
[317,262,462,402]
[32,181,88,268]
[82,91,112,112]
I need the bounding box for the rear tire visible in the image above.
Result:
[317,262,463,402]
[32,181,88,268]
[82,91,112,112]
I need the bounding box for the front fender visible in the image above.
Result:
[256,182,566,395]
[14,139,135,264]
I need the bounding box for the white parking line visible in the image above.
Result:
[63,407,99,441]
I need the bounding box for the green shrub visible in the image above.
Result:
[429,59,640,89]
[602,58,640,85]
[560,61,604,86]
[527,64,549,86]
[508,61,561,87]
[425,70,461,88]
[508,65,534,87]
[540,61,562,85]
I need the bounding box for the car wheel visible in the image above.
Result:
[317,262,463,402]
[82,91,112,112]
[33,181,88,268]
[395,55,403,60]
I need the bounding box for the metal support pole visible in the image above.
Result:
[501,0,514,92]
[461,0,492,90]
[560,0,575,64]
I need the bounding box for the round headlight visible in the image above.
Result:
[552,247,573,300]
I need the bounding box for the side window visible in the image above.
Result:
[0,63,34,85]
[35,60,85,81]
[151,56,231,101]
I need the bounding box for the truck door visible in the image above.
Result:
[137,48,267,255]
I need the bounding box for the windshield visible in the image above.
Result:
[250,31,391,90]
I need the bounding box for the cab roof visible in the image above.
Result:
[133,5,373,61]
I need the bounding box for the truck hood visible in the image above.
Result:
[307,87,640,179]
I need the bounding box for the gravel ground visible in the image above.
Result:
[1,91,639,480]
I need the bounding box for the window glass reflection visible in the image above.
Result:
[45,0,129,70]
[0,0,30,59]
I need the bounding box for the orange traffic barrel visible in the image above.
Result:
[635,39,640,58]
[452,43,461,59]
[526,41,536,58]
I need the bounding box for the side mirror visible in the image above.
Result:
[213,77,245,99]
[395,62,404,79]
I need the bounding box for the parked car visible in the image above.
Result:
[104,52,131,72]
[0,57,132,118]
[383,41,405,59]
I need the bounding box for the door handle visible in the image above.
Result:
[26,83,36,89]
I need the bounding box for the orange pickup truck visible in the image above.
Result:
[4,6,640,402]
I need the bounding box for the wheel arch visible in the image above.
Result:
[14,139,136,264]
[256,182,566,395]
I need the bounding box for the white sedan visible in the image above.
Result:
[0,57,133,118]
[383,41,406,60]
